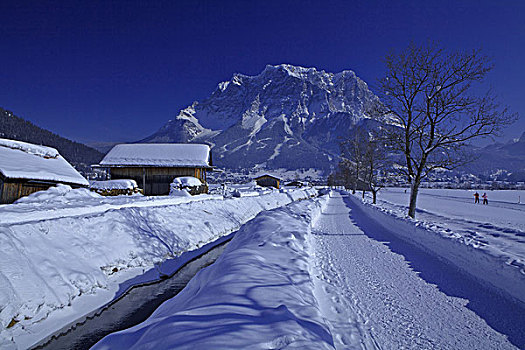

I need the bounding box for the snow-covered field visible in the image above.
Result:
[369,188,525,296]
[379,188,525,233]
[0,185,316,348]
[312,192,523,349]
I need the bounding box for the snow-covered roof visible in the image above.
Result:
[0,138,89,186]
[100,143,212,168]
[0,138,58,158]
[254,173,280,180]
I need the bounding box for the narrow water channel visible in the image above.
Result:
[32,240,230,350]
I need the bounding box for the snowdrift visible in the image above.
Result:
[347,193,525,306]
[93,195,333,349]
[0,187,316,348]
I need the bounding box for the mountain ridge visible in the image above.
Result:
[142,64,380,172]
[141,64,524,181]
[0,107,104,174]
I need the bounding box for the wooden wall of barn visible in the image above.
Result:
[109,167,207,195]
[0,177,87,204]
[0,180,53,204]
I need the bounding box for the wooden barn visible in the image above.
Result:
[254,174,281,189]
[97,143,213,195]
[0,138,89,204]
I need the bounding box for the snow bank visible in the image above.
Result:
[0,188,218,227]
[168,188,192,197]
[14,184,100,204]
[90,180,138,190]
[209,183,273,198]
[0,188,317,348]
[93,195,333,350]
[347,193,525,306]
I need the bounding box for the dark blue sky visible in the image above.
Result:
[1,0,524,144]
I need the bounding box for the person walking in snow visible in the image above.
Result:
[482,192,488,205]
[474,192,480,204]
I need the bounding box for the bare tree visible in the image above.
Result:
[329,158,352,189]
[342,127,390,203]
[338,158,354,190]
[340,127,368,194]
[374,43,516,218]
[361,132,390,204]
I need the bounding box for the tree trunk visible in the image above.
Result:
[353,165,359,194]
[362,189,365,199]
[372,190,377,204]
[408,180,420,218]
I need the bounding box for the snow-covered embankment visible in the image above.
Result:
[0,187,316,347]
[348,193,525,306]
[93,194,334,349]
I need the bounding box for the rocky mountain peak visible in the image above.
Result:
[141,64,379,173]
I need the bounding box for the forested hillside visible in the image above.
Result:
[0,107,103,172]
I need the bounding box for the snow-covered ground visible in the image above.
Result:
[0,185,316,348]
[93,196,334,350]
[93,190,525,349]
[366,188,525,301]
[3,187,524,349]
[378,188,525,234]
[311,192,523,349]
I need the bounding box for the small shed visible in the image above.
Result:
[0,138,89,204]
[96,143,213,195]
[254,174,281,189]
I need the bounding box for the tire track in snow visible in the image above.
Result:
[311,191,516,350]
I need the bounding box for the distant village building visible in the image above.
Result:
[254,174,281,189]
[0,138,89,204]
[285,180,306,188]
[96,143,213,195]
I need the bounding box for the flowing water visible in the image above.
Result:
[32,240,230,350]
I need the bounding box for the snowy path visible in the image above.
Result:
[311,192,520,349]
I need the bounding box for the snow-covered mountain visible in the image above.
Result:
[466,131,525,181]
[142,64,379,172]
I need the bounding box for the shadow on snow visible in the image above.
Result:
[341,194,525,349]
